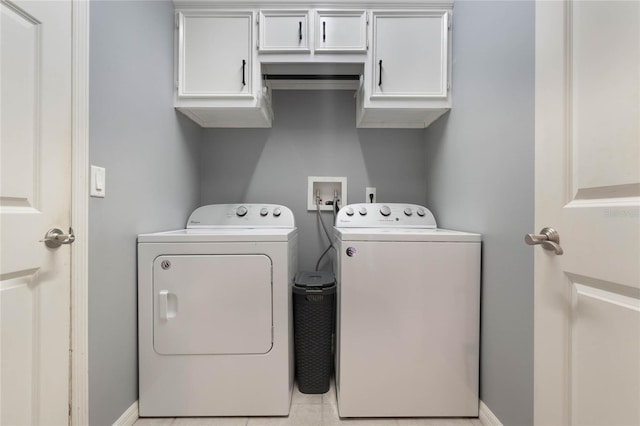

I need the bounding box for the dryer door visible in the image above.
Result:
[153,254,273,355]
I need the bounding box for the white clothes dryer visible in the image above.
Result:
[334,203,481,418]
[137,204,297,417]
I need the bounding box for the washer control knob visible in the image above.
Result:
[404,208,413,216]
[236,206,248,217]
[380,205,391,217]
[417,208,426,217]
[273,207,282,217]
[358,207,368,216]
[345,207,354,216]
[260,208,269,216]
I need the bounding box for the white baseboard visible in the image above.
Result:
[479,401,503,426]
[113,401,138,426]
[115,398,496,425]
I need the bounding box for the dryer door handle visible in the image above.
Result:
[159,290,177,320]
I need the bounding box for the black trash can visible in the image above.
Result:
[292,271,336,394]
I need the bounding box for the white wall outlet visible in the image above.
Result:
[90,165,106,198]
[307,176,347,211]
[366,187,376,203]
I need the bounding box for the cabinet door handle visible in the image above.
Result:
[242,59,246,86]
[298,21,302,41]
[323,21,326,42]
[378,60,382,86]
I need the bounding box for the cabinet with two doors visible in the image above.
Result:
[174,2,452,128]
[258,9,367,53]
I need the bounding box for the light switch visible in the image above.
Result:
[95,171,104,190]
[90,165,106,198]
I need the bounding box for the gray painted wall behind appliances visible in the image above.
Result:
[423,1,535,425]
[89,1,202,424]
[201,90,428,271]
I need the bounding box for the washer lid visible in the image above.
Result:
[335,227,481,242]
[187,204,295,228]
[336,203,437,228]
[138,227,297,243]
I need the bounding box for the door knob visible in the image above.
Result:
[41,227,75,248]
[524,227,563,255]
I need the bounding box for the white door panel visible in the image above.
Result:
[1,0,72,425]
[571,1,639,191]
[535,1,640,424]
[1,1,39,209]
[571,285,640,426]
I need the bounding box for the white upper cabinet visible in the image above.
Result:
[314,10,367,53]
[175,10,272,128]
[371,11,448,98]
[173,2,453,129]
[178,11,253,97]
[356,9,451,128]
[259,10,310,52]
[259,9,366,54]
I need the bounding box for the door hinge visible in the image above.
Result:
[175,14,179,29]
[256,16,260,49]
[366,12,370,49]
[175,80,179,91]
[448,13,452,30]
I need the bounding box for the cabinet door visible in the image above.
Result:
[371,11,448,97]
[178,11,253,97]
[315,10,367,52]
[259,10,309,52]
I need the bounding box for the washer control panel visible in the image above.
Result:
[336,203,436,228]
[187,204,295,228]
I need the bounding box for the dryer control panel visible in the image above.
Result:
[336,203,437,228]
[187,204,295,228]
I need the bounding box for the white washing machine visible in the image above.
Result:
[334,203,481,418]
[137,204,297,417]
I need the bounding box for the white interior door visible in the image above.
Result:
[534,1,640,425]
[1,0,72,424]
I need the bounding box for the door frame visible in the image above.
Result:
[70,0,89,424]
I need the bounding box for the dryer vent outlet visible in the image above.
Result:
[307,177,347,211]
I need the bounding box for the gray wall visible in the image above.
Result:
[89,1,202,424]
[201,90,427,271]
[424,1,535,425]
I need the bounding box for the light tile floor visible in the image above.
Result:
[134,382,482,426]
